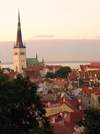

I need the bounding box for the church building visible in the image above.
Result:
[26,54,44,67]
[13,11,44,74]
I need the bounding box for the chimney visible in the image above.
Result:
[60,109,62,117]
[64,113,67,119]
[63,96,65,103]
[78,98,82,110]
[61,92,64,98]
[48,102,51,106]
[52,117,55,124]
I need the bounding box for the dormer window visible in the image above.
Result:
[55,107,57,110]
[51,109,54,113]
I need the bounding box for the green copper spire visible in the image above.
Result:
[42,57,44,66]
[14,10,25,48]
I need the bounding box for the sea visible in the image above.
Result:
[1,61,100,70]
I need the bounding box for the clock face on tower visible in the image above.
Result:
[14,52,18,55]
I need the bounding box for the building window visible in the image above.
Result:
[88,100,91,104]
[55,107,57,110]
[20,52,25,55]
[15,52,18,55]
[51,109,54,113]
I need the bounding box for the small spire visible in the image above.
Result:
[14,10,26,48]
[36,54,38,60]
[42,57,44,63]
[42,57,44,66]
[18,9,20,21]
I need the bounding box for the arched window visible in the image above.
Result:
[88,100,91,104]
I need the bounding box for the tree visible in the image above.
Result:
[0,70,55,134]
[76,107,100,134]
[45,72,55,78]
[55,66,71,78]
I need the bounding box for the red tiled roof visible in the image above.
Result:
[5,72,18,81]
[89,63,100,67]
[53,78,66,87]
[24,65,62,72]
[78,87,100,97]
[67,112,85,124]
[62,90,71,97]
[80,65,89,71]
[45,65,54,70]
[43,78,55,83]
[93,90,100,95]
[69,71,77,76]
[47,109,84,134]
[30,76,37,79]
[53,121,75,134]
[25,70,40,77]
[50,111,84,134]
[24,66,44,71]
[49,110,85,134]
[90,72,100,79]
[42,96,80,112]
[64,83,70,88]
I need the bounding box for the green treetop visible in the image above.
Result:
[0,70,55,134]
[76,107,100,134]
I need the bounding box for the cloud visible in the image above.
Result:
[32,35,55,38]
[95,36,100,39]
[0,39,100,62]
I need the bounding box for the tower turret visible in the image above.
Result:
[13,10,26,73]
[14,10,25,48]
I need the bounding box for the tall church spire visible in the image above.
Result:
[14,10,25,48]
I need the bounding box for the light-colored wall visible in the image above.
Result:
[13,48,26,74]
[79,96,91,108]
[91,94,100,108]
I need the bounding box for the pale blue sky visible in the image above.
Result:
[0,0,100,62]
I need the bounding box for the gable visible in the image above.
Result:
[45,103,74,117]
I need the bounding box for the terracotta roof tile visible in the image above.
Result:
[78,87,100,97]
[5,72,18,81]
[93,90,100,95]
[80,65,89,71]
[89,63,100,67]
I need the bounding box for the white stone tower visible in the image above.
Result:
[13,10,26,73]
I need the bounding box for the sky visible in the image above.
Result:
[0,0,100,62]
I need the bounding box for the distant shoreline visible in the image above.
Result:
[1,61,100,65]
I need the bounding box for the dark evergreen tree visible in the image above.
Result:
[55,66,71,78]
[76,107,100,134]
[0,70,55,134]
[45,72,55,78]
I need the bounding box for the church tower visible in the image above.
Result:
[13,10,26,73]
